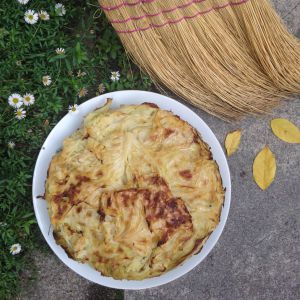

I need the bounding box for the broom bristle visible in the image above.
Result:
[234,0,300,93]
[99,0,300,120]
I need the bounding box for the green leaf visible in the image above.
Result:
[48,55,66,63]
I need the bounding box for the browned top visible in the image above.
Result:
[45,101,224,280]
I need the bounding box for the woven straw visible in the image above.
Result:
[99,0,300,120]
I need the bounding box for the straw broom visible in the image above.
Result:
[99,0,300,120]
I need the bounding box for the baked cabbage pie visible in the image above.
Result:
[45,99,224,280]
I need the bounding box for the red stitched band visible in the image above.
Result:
[110,0,207,24]
[108,0,249,34]
[101,0,156,11]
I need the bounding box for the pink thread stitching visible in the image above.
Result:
[101,0,156,11]
[111,0,249,34]
[110,0,207,24]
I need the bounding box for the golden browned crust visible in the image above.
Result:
[45,99,225,279]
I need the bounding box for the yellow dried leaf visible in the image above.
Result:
[271,118,300,144]
[253,146,276,191]
[225,130,241,156]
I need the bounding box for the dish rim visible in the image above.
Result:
[32,90,231,290]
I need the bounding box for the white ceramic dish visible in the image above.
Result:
[32,90,231,290]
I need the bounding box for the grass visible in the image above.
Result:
[0,1,152,298]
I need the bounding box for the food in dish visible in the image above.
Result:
[45,99,224,279]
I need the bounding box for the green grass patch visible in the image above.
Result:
[0,1,151,298]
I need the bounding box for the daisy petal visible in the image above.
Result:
[10,243,22,255]
[24,10,39,25]
[15,108,26,120]
[68,104,79,114]
[55,3,66,16]
[8,93,23,108]
[23,93,35,106]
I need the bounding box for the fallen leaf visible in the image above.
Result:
[225,130,241,156]
[253,146,276,190]
[271,118,300,144]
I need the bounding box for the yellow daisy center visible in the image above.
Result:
[13,98,19,103]
[29,15,33,20]
[12,246,17,251]
[72,107,76,112]
[24,96,30,102]
[17,111,22,116]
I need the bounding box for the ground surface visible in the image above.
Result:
[19,1,300,299]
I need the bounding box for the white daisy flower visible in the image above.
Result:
[8,93,23,108]
[17,0,30,4]
[24,10,39,25]
[39,10,50,21]
[68,104,79,114]
[23,93,35,106]
[55,48,65,55]
[89,29,95,34]
[8,141,16,149]
[42,75,52,86]
[16,60,22,66]
[10,243,22,255]
[78,87,88,98]
[0,222,8,227]
[110,71,120,82]
[55,3,66,16]
[15,108,26,120]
